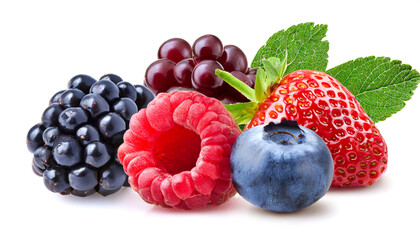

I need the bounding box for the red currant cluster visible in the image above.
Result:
[144,35,256,103]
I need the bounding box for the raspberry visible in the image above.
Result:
[118,91,241,209]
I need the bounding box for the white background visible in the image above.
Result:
[1,0,419,239]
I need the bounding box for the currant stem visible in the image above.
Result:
[215,69,257,102]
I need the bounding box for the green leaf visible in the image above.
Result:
[254,68,267,102]
[224,102,259,125]
[252,22,329,75]
[326,56,420,122]
[262,59,279,87]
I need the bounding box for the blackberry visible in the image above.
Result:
[27,74,155,197]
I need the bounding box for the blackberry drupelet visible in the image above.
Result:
[27,74,155,197]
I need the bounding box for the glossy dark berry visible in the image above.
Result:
[27,123,45,153]
[174,58,195,87]
[117,81,137,101]
[49,90,65,105]
[42,127,60,147]
[192,34,223,61]
[68,74,97,94]
[28,74,155,197]
[90,79,120,103]
[98,113,126,139]
[68,165,98,191]
[100,74,123,84]
[58,107,89,133]
[112,98,138,122]
[42,103,64,128]
[52,135,82,167]
[79,93,110,118]
[97,162,126,196]
[32,160,44,176]
[191,60,224,96]
[59,89,85,108]
[146,35,251,103]
[134,85,155,109]
[76,125,100,146]
[33,146,54,170]
[43,165,71,194]
[84,142,111,168]
[218,45,248,73]
[145,59,177,95]
[158,38,192,63]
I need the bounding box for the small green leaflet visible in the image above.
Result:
[251,22,329,75]
[326,56,420,122]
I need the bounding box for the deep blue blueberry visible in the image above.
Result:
[230,119,334,213]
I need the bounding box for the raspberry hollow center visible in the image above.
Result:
[153,125,201,175]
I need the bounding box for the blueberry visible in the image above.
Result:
[42,127,61,147]
[230,119,334,213]
[42,103,64,128]
[52,135,82,167]
[80,93,110,118]
[68,165,98,191]
[134,85,155,109]
[90,79,120,103]
[76,125,100,146]
[49,90,65,105]
[112,98,138,122]
[68,74,97,94]
[43,165,71,194]
[84,142,111,168]
[97,162,126,196]
[58,107,89,133]
[100,74,123,84]
[27,123,45,153]
[117,81,137,101]
[58,89,85,107]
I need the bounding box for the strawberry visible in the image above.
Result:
[216,57,388,187]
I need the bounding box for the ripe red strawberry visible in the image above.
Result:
[216,58,388,187]
[118,91,240,209]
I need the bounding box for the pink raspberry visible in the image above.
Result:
[118,91,241,209]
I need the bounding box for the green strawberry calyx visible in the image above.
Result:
[215,55,288,126]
